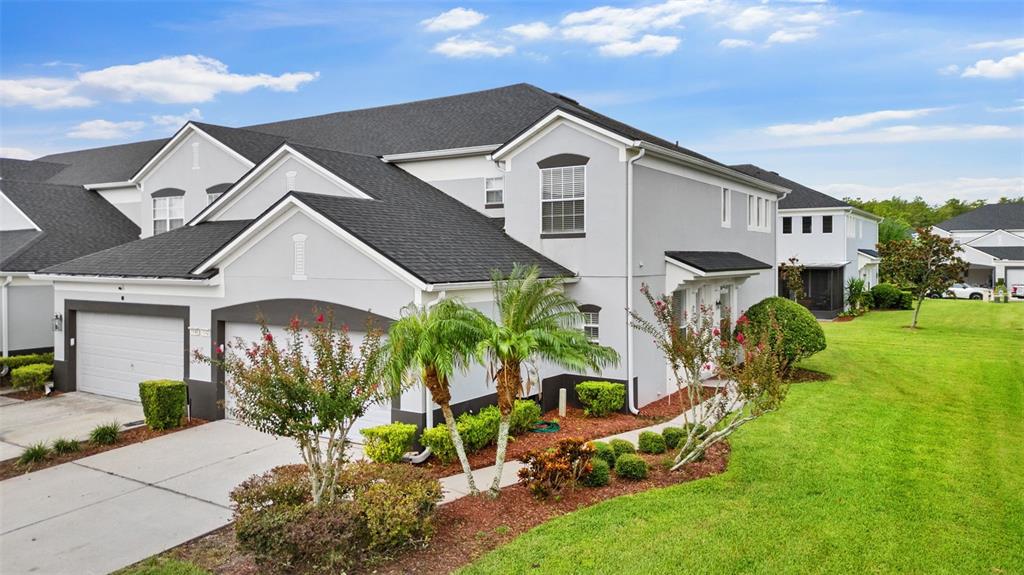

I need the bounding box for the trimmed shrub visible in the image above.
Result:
[638,431,666,454]
[340,462,442,554]
[662,427,685,449]
[89,422,121,445]
[582,458,610,487]
[609,438,635,459]
[871,283,912,310]
[52,438,81,455]
[360,422,417,463]
[459,405,501,452]
[18,442,51,467]
[419,424,457,463]
[575,381,626,417]
[744,297,826,372]
[898,290,914,309]
[510,399,542,435]
[517,438,594,499]
[614,453,648,480]
[139,380,187,430]
[590,440,617,467]
[0,352,54,371]
[11,363,52,390]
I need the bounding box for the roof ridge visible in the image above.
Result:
[37,138,169,161]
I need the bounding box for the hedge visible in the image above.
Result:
[11,363,52,390]
[360,423,418,463]
[871,283,913,310]
[420,399,542,463]
[575,381,626,417]
[0,352,54,371]
[139,380,187,430]
[744,297,826,371]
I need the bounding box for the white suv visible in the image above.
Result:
[945,283,991,300]
[1011,284,1024,299]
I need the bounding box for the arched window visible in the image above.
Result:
[539,154,589,237]
[206,183,231,205]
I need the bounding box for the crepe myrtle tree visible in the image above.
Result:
[631,285,789,470]
[194,311,400,506]
[477,265,619,498]
[385,299,489,495]
[879,227,968,328]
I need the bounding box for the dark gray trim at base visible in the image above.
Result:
[540,374,634,414]
[6,346,54,357]
[186,379,221,421]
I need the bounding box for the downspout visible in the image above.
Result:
[1,275,10,357]
[406,290,447,463]
[625,147,645,414]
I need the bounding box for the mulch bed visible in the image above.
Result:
[2,389,64,401]
[0,418,207,481]
[786,368,833,383]
[420,386,721,478]
[144,442,732,575]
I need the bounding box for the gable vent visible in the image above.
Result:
[286,170,297,192]
[292,233,307,280]
[191,142,200,170]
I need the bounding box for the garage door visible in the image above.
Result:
[224,322,391,441]
[1007,267,1024,288]
[77,312,184,401]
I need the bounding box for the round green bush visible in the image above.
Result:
[609,438,635,459]
[744,297,826,371]
[661,427,684,449]
[614,454,648,480]
[871,283,908,309]
[637,431,666,454]
[590,441,617,467]
[582,458,610,487]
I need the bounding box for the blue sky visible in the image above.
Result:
[2,0,1022,202]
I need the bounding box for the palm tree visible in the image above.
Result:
[478,264,620,497]
[385,298,488,495]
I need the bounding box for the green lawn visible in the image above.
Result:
[462,301,1024,574]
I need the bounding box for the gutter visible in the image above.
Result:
[625,147,645,415]
[29,273,220,286]
[635,141,791,197]
[382,145,501,163]
[1,275,10,357]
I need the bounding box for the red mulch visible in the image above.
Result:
[785,368,833,383]
[3,389,64,401]
[0,418,207,480]
[147,443,731,575]
[637,385,724,418]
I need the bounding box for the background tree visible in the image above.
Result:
[877,217,913,245]
[779,257,805,301]
[195,312,400,506]
[477,265,619,497]
[878,227,967,328]
[385,299,487,495]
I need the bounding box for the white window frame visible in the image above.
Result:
[540,165,586,236]
[152,196,184,235]
[747,194,772,233]
[720,187,731,228]
[581,309,599,343]
[292,233,307,280]
[485,176,504,207]
[207,192,223,205]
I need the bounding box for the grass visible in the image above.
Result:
[115,558,210,575]
[461,301,1024,574]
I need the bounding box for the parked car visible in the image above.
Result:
[1011,284,1024,299]
[945,283,991,300]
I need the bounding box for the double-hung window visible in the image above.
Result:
[485,176,504,207]
[747,194,772,232]
[783,216,792,234]
[581,310,599,343]
[152,192,185,235]
[802,216,812,233]
[541,165,585,235]
[822,215,833,233]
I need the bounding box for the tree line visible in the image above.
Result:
[845,195,1024,245]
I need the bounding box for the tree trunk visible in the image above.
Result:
[488,361,521,498]
[489,414,511,498]
[912,295,924,328]
[442,403,479,495]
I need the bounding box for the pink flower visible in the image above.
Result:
[264,333,273,342]
[289,316,300,329]
[316,313,324,323]
[712,327,720,337]
[703,363,712,371]
[737,314,749,326]
[217,344,225,354]
[736,332,745,344]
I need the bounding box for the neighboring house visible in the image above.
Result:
[731,164,881,319]
[932,203,1024,288]
[0,160,140,355]
[32,84,788,435]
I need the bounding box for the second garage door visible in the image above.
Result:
[76,311,184,401]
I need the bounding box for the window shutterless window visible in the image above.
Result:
[485,176,504,206]
[822,215,833,233]
[802,216,812,233]
[783,216,792,234]
[540,165,585,235]
[153,196,184,234]
[721,188,731,227]
[207,192,223,205]
[581,310,599,343]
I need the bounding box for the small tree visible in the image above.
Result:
[779,257,805,301]
[879,227,967,328]
[845,277,868,312]
[195,311,400,506]
[631,286,789,470]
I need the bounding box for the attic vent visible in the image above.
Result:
[550,92,580,106]
[191,142,200,170]
[292,233,307,280]
[286,171,297,192]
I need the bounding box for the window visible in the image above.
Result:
[152,196,184,234]
[207,192,223,205]
[582,311,599,343]
[822,215,833,233]
[783,216,792,234]
[485,176,504,207]
[802,216,812,234]
[747,195,772,232]
[541,165,585,235]
[720,188,731,227]
[286,171,297,192]
[292,234,307,280]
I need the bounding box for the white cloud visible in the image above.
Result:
[938,64,961,76]
[727,6,775,31]
[506,22,553,41]
[967,38,1024,51]
[766,27,819,44]
[766,108,944,136]
[752,124,1021,149]
[988,99,1024,113]
[151,108,203,127]
[599,34,680,57]
[421,7,486,32]
[432,36,514,58]
[719,38,755,49]
[0,78,94,109]
[0,146,37,160]
[68,119,146,140]
[821,177,1024,204]
[961,51,1024,79]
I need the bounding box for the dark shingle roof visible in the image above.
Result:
[858,248,880,258]
[935,204,1024,232]
[971,246,1024,260]
[0,158,70,182]
[665,251,772,272]
[41,220,249,279]
[38,139,169,185]
[0,229,43,262]
[730,164,848,210]
[0,180,141,272]
[190,122,286,164]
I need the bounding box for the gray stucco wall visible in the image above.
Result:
[4,284,54,353]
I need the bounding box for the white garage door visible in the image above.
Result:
[76,312,184,401]
[224,322,391,441]
[1007,267,1024,290]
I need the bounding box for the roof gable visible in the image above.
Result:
[730,164,849,210]
[935,203,1024,232]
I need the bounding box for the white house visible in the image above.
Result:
[731,165,881,318]
[932,204,1024,289]
[27,84,789,434]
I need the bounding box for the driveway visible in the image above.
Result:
[0,391,144,459]
[0,420,317,575]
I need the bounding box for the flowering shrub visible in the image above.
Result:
[517,438,595,499]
